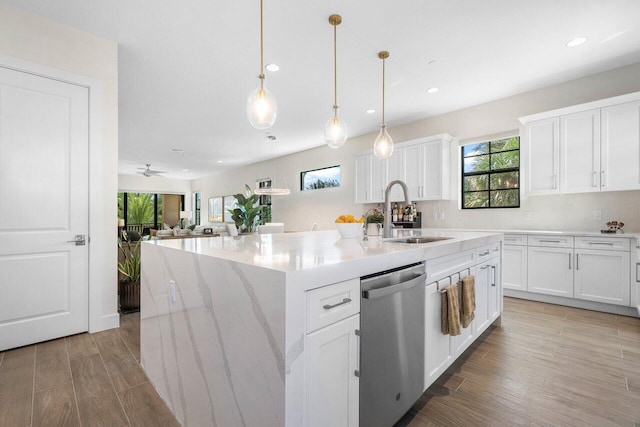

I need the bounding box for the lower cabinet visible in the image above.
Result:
[425,282,454,388]
[488,259,501,323]
[527,246,574,297]
[503,245,527,291]
[574,249,630,306]
[305,314,360,427]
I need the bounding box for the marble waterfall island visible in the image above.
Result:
[140,229,503,427]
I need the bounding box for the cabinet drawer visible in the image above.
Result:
[426,250,475,283]
[503,234,527,246]
[575,236,630,252]
[476,242,500,261]
[307,278,360,333]
[527,234,573,248]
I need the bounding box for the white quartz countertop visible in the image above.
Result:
[489,229,639,238]
[145,228,503,273]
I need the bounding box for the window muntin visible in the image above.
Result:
[461,136,520,209]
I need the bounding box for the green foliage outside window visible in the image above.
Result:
[462,137,520,209]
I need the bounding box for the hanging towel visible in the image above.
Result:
[460,275,476,328]
[441,284,461,336]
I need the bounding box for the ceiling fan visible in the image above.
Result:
[137,164,166,178]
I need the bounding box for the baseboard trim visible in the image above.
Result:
[504,289,639,318]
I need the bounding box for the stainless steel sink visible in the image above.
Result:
[387,236,453,244]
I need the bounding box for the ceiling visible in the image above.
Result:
[4,0,640,179]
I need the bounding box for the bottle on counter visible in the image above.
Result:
[392,203,398,222]
[408,204,414,222]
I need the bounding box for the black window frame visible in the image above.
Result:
[461,136,521,209]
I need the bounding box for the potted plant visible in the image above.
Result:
[365,209,384,236]
[118,239,141,313]
[228,184,264,233]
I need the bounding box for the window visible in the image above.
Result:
[461,136,520,209]
[257,178,272,223]
[194,192,201,225]
[300,165,341,191]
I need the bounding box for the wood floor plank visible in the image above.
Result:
[118,312,141,362]
[70,353,129,426]
[0,345,35,427]
[119,382,180,427]
[92,329,137,375]
[35,338,72,392]
[32,381,80,427]
[65,333,99,360]
[109,362,148,393]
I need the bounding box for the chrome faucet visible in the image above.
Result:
[383,180,411,238]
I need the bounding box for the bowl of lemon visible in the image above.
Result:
[334,214,364,239]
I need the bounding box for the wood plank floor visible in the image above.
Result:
[397,297,640,427]
[0,312,179,427]
[1,298,639,426]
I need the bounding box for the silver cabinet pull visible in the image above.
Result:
[568,253,571,269]
[589,242,614,246]
[491,265,496,286]
[66,234,86,246]
[354,329,361,378]
[576,254,579,270]
[479,250,490,256]
[323,298,351,310]
[601,170,606,187]
[480,265,490,270]
[592,171,597,187]
[539,239,561,243]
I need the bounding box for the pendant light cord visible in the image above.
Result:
[333,22,338,118]
[382,56,385,126]
[259,0,265,89]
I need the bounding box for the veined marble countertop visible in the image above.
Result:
[144,228,503,274]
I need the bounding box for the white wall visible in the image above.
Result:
[0,4,119,331]
[193,61,640,233]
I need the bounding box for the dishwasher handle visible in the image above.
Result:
[362,273,425,300]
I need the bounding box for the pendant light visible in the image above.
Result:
[324,14,348,148]
[247,0,277,129]
[373,51,394,159]
[255,135,290,196]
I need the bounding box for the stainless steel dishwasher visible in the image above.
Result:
[360,262,426,427]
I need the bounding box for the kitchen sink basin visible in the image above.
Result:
[387,236,453,244]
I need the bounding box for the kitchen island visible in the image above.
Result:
[140,229,503,427]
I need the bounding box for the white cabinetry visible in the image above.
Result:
[306,315,359,427]
[524,117,560,195]
[424,280,455,389]
[305,279,360,427]
[527,246,574,297]
[520,91,640,196]
[574,249,630,306]
[601,100,640,191]
[560,109,600,193]
[354,134,452,203]
[503,244,527,291]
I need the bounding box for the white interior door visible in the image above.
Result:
[0,66,89,351]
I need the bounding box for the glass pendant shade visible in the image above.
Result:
[247,82,277,129]
[373,125,394,159]
[324,114,348,148]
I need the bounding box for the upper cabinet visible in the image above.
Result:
[354,134,452,203]
[519,92,640,196]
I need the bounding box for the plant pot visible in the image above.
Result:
[119,278,140,313]
[367,223,382,236]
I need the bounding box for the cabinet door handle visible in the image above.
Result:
[323,298,352,310]
[354,328,360,377]
[568,253,571,269]
[592,171,597,187]
[479,250,490,256]
[480,265,490,270]
[589,242,613,246]
[601,170,606,187]
[491,265,496,286]
[539,239,561,243]
[576,254,579,270]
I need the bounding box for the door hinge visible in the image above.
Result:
[354,370,360,377]
[355,329,361,336]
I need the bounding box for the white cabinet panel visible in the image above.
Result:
[560,109,601,193]
[503,245,527,291]
[525,117,560,195]
[386,151,404,202]
[423,140,449,200]
[305,314,359,427]
[601,100,640,191]
[424,281,454,389]
[488,259,500,323]
[370,155,386,203]
[474,263,490,333]
[574,249,630,306]
[354,155,370,203]
[527,247,574,297]
[404,143,423,201]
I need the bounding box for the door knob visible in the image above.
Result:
[66,234,86,246]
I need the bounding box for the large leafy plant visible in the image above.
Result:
[229,184,264,233]
[118,240,141,282]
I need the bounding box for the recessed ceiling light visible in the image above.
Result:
[217,160,223,163]
[426,87,439,94]
[169,148,184,153]
[365,109,376,114]
[566,37,587,47]
[265,63,279,72]
[182,168,189,172]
